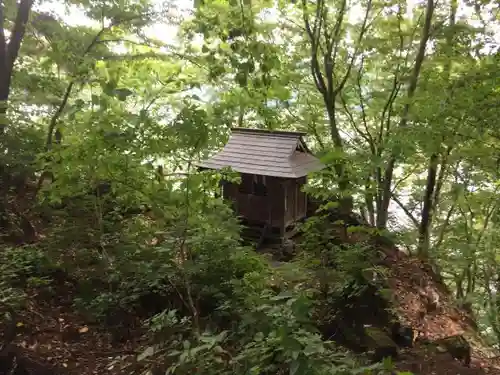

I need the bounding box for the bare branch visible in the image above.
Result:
[335,0,372,95]
[392,164,420,193]
[433,200,456,251]
[355,56,375,151]
[402,0,435,110]
[325,0,347,95]
[392,193,419,227]
[302,0,327,94]
[378,0,436,227]
[339,93,372,149]
[378,4,404,146]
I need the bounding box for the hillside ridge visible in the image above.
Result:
[355,223,500,373]
[263,208,500,374]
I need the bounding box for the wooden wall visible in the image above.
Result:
[283,177,307,227]
[223,173,284,228]
[222,173,308,232]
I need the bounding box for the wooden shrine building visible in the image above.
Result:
[197,128,325,241]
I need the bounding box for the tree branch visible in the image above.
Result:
[392,193,419,227]
[325,0,347,95]
[339,93,370,146]
[302,0,327,94]
[0,0,34,133]
[45,15,145,150]
[355,56,375,152]
[334,0,372,95]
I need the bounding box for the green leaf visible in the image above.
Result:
[254,332,264,342]
[289,358,306,375]
[270,290,294,301]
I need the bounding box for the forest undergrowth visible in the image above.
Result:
[1,196,500,375]
[1,0,500,374]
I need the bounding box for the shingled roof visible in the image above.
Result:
[197,128,325,178]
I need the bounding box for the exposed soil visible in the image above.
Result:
[394,344,500,375]
[265,221,500,375]
[7,283,147,375]
[376,241,500,374]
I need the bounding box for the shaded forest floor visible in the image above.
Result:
[3,215,500,374]
[395,346,500,375]
[9,282,145,375]
[6,255,500,375]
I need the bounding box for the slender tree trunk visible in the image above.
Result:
[0,0,35,241]
[302,0,372,215]
[455,272,465,299]
[417,147,452,256]
[417,0,457,257]
[392,193,419,227]
[377,0,435,228]
[418,153,439,256]
[432,146,452,205]
[365,176,375,225]
[433,199,456,251]
[0,0,34,133]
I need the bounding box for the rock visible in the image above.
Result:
[434,334,472,367]
[281,239,295,258]
[364,326,399,363]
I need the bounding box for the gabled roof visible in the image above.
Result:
[197,127,325,178]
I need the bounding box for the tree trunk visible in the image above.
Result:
[302,0,372,215]
[0,0,34,133]
[418,153,439,256]
[365,177,375,225]
[417,0,456,257]
[377,0,435,228]
[0,0,35,241]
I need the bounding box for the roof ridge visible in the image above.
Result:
[230,127,307,138]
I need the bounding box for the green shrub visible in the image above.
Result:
[139,286,403,375]
[70,192,270,326]
[0,245,57,307]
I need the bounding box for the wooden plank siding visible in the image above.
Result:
[283,177,307,228]
[223,174,285,228]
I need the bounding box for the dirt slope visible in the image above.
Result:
[7,284,143,375]
[375,239,500,374]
